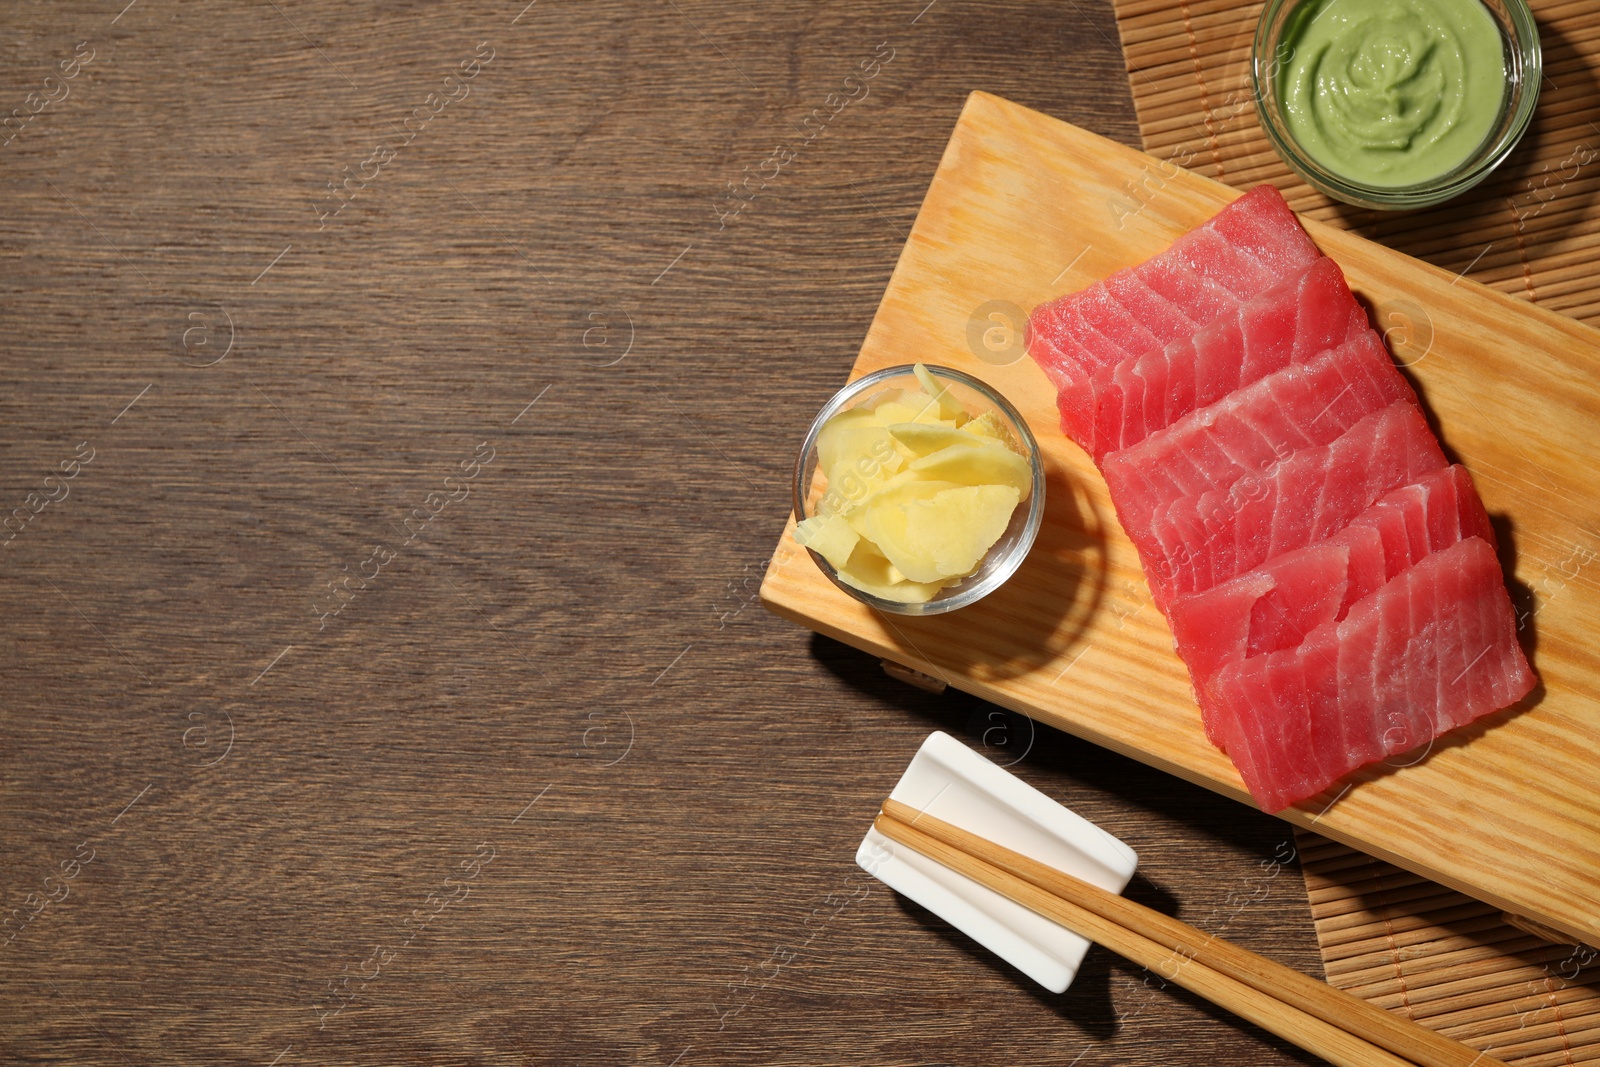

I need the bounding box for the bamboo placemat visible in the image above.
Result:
[1114,5,1600,1040]
[1111,0,1600,326]
[1296,831,1600,1065]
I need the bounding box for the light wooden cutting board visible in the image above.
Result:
[761,91,1600,948]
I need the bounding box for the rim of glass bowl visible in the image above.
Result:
[790,364,1046,617]
[1252,0,1541,210]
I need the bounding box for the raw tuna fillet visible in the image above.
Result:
[1061,257,1369,458]
[1027,186,1321,392]
[1167,465,1494,742]
[1207,536,1535,812]
[1134,401,1448,609]
[1102,327,1411,533]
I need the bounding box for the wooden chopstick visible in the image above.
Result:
[875,799,1509,1067]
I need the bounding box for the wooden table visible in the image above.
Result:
[1,2,1325,1062]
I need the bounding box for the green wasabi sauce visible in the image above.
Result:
[1277,0,1506,187]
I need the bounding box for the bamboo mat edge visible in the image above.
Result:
[1294,829,1600,1065]
[1109,0,1600,329]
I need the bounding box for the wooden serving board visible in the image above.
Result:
[761,92,1600,948]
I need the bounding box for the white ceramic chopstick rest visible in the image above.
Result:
[856,730,1139,993]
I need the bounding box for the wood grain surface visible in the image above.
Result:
[4,2,1332,1064]
[762,94,1600,949]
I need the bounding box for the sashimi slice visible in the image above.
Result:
[1104,272,1196,343]
[1089,263,1360,459]
[1134,401,1448,610]
[1207,536,1535,812]
[1061,257,1370,458]
[1167,465,1494,743]
[1204,183,1330,282]
[1102,327,1411,533]
[1027,185,1321,392]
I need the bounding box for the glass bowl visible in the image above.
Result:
[791,364,1045,616]
[1252,0,1540,210]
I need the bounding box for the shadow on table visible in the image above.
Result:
[886,887,1126,1040]
[888,879,1325,1064]
[809,629,1297,855]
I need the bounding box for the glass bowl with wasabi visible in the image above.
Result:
[1253,0,1540,210]
[790,364,1045,616]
